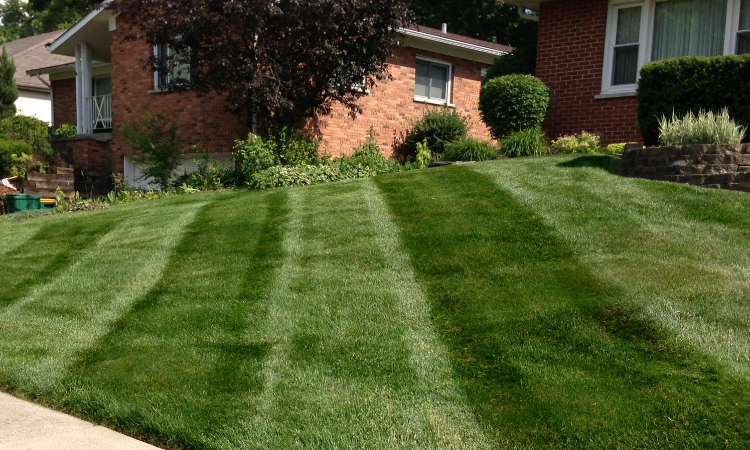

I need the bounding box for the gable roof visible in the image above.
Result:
[3,30,75,92]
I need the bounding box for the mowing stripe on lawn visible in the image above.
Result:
[0,222,43,256]
[234,182,489,449]
[471,157,750,380]
[0,214,120,307]
[0,201,206,393]
[361,178,492,449]
[55,192,288,450]
[375,165,750,448]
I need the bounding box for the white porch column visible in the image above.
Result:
[75,43,93,134]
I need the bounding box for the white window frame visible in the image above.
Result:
[600,0,748,97]
[414,56,454,106]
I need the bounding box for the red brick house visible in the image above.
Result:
[28,3,509,189]
[506,0,750,144]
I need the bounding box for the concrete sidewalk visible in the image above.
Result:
[0,392,161,450]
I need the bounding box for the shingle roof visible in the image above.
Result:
[3,30,75,92]
[401,24,513,54]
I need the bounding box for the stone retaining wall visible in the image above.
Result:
[24,167,75,198]
[619,144,750,192]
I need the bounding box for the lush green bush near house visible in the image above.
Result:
[658,109,747,146]
[122,112,183,190]
[442,138,500,161]
[267,126,321,167]
[484,46,537,80]
[480,75,550,139]
[231,135,277,187]
[638,54,750,145]
[397,106,468,161]
[551,132,601,154]
[501,127,550,158]
[54,123,77,139]
[0,139,32,176]
[0,115,52,155]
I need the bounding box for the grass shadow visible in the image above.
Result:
[557,155,621,173]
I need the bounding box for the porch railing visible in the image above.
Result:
[89,94,112,130]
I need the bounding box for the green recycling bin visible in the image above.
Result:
[5,194,42,213]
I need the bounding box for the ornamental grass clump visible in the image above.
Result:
[442,138,500,161]
[658,109,747,146]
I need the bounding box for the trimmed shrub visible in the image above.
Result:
[442,138,500,161]
[604,143,627,156]
[0,139,32,176]
[480,75,550,139]
[500,127,550,158]
[484,46,537,80]
[0,115,52,155]
[658,109,746,146]
[397,106,468,161]
[551,132,601,154]
[54,123,77,139]
[638,54,750,145]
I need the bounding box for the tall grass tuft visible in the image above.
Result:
[658,109,747,146]
[442,138,500,161]
[501,127,550,158]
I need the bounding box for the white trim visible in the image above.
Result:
[414,55,453,105]
[601,0,749,96]
[398,27,508,57]
[47,0,113,54]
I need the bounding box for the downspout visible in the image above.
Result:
[36,74,54,128]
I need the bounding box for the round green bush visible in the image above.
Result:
[442,138,499,161]
[479,75,550,139]
[500,127,550,158]
[484,46,537,80]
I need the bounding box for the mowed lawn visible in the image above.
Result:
[1,155,750,449]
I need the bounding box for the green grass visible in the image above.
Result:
[1,155,750,448]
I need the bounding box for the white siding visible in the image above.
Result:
[15,90,53,125]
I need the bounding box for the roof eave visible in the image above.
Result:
[398,27,509,63]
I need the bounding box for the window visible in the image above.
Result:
[154,43,191,90]
[602,0,750,95]
[739,0,750,52]
[612,6,642,85]
[414,57,452,104]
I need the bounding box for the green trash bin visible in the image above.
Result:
[5,194,42,213]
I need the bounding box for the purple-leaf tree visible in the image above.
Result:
[108,0,413,128]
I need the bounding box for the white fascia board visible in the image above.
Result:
[398,28,508,58]
[47,0,113,54]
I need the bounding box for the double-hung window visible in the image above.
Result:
[414,57,452,105]
[602,0,750,96]
[154,43,191,90]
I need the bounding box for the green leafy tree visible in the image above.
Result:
[0,47,18,119]
[0,0,35,43]
[405,0,535,46]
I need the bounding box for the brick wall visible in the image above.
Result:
[52,78,76,128]
[319,46,492,157]
[109,25,249,172]
[537,0,642,144]
[53,25,493,169]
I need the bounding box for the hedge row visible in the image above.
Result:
[638,54,750,145]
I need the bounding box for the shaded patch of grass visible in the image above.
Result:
[376,165,750,448]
